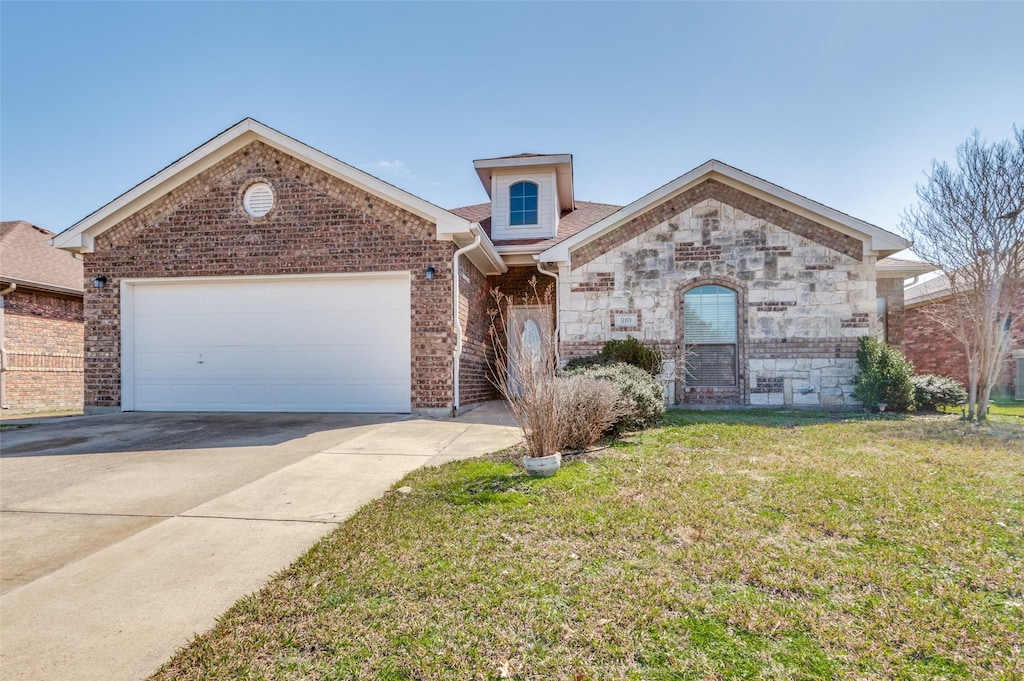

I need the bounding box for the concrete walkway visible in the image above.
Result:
[0,403,519,681]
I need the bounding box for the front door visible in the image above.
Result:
[507,305,551,395]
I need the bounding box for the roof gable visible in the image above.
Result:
[52,119,504,273]
[539,160,910,265]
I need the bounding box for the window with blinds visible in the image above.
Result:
[684,285,737,386]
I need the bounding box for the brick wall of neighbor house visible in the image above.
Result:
[904,290,1024,396]
[876,277,906,349]
[83,141,457,411]
[458,258,498,407]
[560,188,877,407]
[2,288,84,410]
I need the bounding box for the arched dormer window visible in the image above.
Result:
[509,181,539,226]
[683,285,738,386]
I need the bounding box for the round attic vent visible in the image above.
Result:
[243,182,275,217]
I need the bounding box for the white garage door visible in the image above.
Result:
[122,274,411,413]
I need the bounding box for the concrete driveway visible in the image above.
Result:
[0,405,519,681]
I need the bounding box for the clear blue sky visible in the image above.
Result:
[2,1,1022,246]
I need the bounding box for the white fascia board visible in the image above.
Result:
[501,252,546,266]
[876,259,938,278]
[474,154,573,171]
[0,276,83,296]
[54,118,474,252]
[540,160,911,263]
[453,227,507,275]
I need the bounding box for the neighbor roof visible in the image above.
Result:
[540,159,912,263]
[904,273,953,307]
[0,221,83,295]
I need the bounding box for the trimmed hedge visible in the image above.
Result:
[912,374,968,411]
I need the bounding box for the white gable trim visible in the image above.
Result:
[539,160,910,263]
[53,118,505,273]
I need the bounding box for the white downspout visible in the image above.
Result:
[534,257,560,366]
[452,226,483,416]
[0,282,16,409]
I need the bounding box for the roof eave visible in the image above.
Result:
[451,225,507,275]
[0,276,83,297]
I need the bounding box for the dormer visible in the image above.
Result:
[473,153,574,241]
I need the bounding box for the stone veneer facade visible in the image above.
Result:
[559,186,881,407]
[83,141,462,412]
[1,288,84,411]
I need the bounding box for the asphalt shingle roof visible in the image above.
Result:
[0,221,84,293]
[449,201,622,249]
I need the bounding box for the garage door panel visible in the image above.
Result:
[135,379,410,412]
[126,275,412,413]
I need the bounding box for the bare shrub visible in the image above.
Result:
[555,375,624,452]
[488,278,561,458]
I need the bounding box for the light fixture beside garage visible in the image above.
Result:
[242,182,275,218]
[92,276,107,289]
[425,266,436,281]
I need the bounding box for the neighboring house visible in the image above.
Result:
[1,221,85,411]
[904,274,1024,399]
[53,119,926,414]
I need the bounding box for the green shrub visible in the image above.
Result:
[563,362,665,429]
[912,374,968,411]
[852,336,916,412]
[564,336,664,376]
[563,355,607,372]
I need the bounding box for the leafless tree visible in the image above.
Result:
[902,127,1024,420]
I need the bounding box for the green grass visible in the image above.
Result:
[990,396,1024,419]
[153,411,1023,680]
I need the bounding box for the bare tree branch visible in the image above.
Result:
[902,126,1024,420]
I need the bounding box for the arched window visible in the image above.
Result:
[683,285,737,386]
[509,181,539,226]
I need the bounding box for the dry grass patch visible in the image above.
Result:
[153,411,1023,680]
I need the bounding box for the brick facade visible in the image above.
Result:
[904,290,1024,397]
[2,288,84,410]
[457,259,497,407]
[84,141,458,411]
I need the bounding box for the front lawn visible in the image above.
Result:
[155,412,1023,680]
[990,396,1024,420]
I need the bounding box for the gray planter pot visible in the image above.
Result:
[522,452,561,478]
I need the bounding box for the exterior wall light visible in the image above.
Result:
[92,276,108,289]
[425,266,436,281]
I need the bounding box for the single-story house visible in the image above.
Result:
[903,274,1024,399]
[1,220,85,411]
[53,119,927,414]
